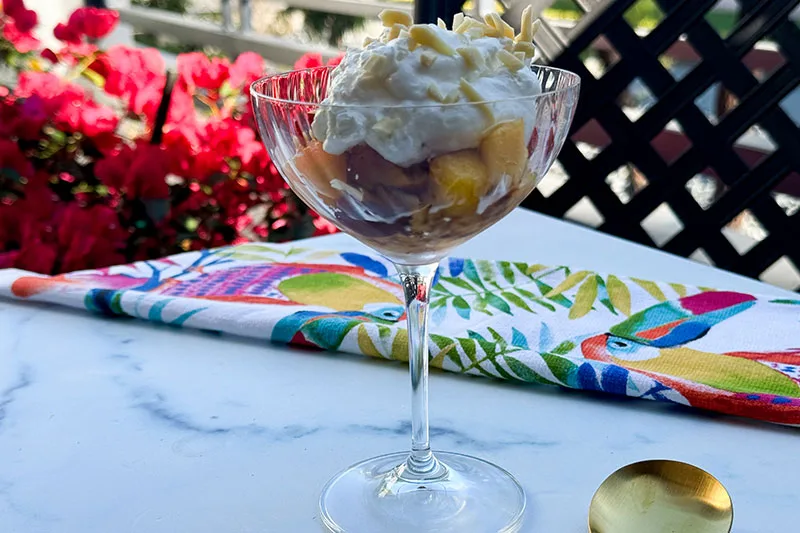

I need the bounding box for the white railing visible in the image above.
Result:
[117,4,341,66]
[118,0,771,67]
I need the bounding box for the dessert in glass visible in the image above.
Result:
[251,7,580,532]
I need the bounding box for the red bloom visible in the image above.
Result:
[178,52,230,92]
[14,239,57,274]
[3,0,37,32]
[0,139,34,178]
[15,94,48,139]
[15,71,85,114]
[327,54,345,67]
[53,22,82,45]
[3,19,40,53]
[228,51,264,90]
[80,102,118,138]
[294,53,324,70]
[105,45,166,118]
[96,142,170,199]
[293,53,344,70]
[57,7,118,42]
[40,47,58,63]
[58,203,126,272]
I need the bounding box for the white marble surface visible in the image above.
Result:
[0,208,797,533]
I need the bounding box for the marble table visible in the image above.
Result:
[0,208,797,533]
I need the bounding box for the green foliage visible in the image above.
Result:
[132,0,189,13]
[283,8,365,47]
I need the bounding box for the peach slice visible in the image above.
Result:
[293,141,347,199]
[430,149,490,217]
[479,119,528,187]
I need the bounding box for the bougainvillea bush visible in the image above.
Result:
[0,0,339,275]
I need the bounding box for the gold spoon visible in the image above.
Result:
[588,460,733,533]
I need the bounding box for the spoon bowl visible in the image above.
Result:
[589,460,733,533]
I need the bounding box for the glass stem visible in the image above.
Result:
[396,263,443,479]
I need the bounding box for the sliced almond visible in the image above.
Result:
[409,24,457,56]
[514,51,527,62]
[363,36,375,47]
[426,84,447,103]
[443,88,461,103]
[459,78,494,121]
[378,8,412,28]
[497,49,524,71]
[372,116,401,135]
[465,26,487,39]
[457,46,486,71]
[437,17,447,29]
[452,12,465,29]
[388,23,404,41]
[420,51,438,68]
[513,40,536,57]
[516,5,533,42]
[483,12,512,38]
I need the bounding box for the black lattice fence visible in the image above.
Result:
[522,0,800,290]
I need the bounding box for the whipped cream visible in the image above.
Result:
[311,15,542,167]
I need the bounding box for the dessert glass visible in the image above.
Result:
[251,64,580,532]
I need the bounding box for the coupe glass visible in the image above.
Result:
[251,65,580,532]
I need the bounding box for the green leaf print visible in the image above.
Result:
[463,260,487,290]
[524,263,549,276]
[668,282,688,297]
[504,356,555,385]
[498,261,516,285]
[485,293,512,314]
[440,276,476,293]
[569,275,598,319]
[551,340,576,355]
[631,278,667,301]
[546,270,591,297]
[541,352,579,386]
[607,275,632,316]
[478,260,497,284]
[451,296,471,319]
[502,291,534,313]
[533,279,572,308]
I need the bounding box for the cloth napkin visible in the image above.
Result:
[1,239,799,425]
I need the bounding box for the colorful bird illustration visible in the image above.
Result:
[12,251,403,322]
[580,291,800,422]
[271,305,405,350]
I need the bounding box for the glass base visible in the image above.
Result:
[319,451,526,533]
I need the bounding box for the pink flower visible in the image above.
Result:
[53,22,82,45]
[2,19,40,53]
[3,0,37,32]
[228,51,264,90]
[79,102,119,138]
[294,53,323,70]
[104,45,166,118]
[327,54,344,67]
[294,52,344,70]
[55,7,119,43]
[178,52,230,91]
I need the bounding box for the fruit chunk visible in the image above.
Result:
[293,141,347,199]
[430,149,490,216]
[346,145,424,190]
[479,119,528,186]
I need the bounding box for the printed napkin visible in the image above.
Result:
[1,240,799,425]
